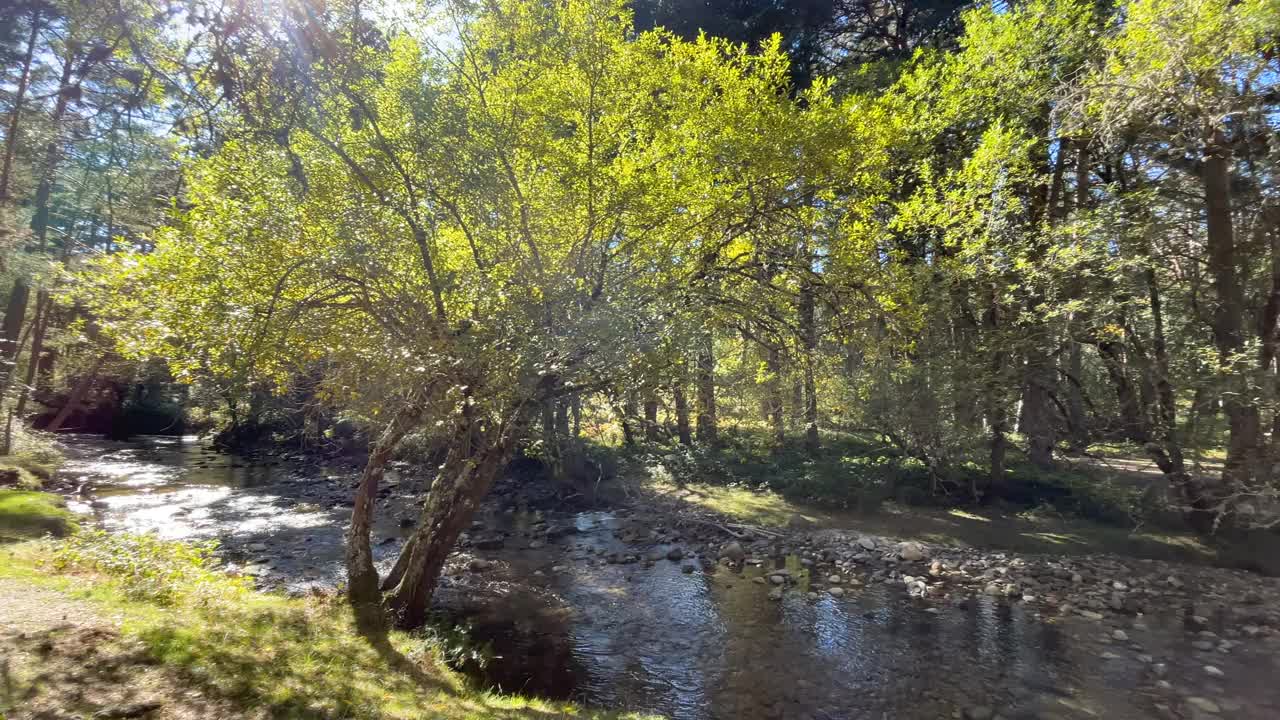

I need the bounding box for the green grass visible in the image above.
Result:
[0,538,648,720]
[0,490,76,541]
[0,449,63,490]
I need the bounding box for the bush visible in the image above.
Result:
[47,531,250,605]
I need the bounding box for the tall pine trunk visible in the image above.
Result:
[695,331,717,444]
[0,11,40,203]
[1203,126,1256,527]
[799,279,819,451]
[673,381,691,446]
[765,343,784,445]
[0,280,30,395]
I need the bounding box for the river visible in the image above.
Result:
[56,434,1280,720]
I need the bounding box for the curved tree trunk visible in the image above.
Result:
[383,413,522,628]
[346,408,420,611]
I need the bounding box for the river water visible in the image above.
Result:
[57,434,1280,720]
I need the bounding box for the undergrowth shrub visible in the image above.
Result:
[47,531,250,605]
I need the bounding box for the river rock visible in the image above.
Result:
[1203,665,1224,677]
[828,574,842,584]
[667,547,685,561]
[769,574,787,586]
[1186,697,1220,714]
[898,541,926,562]
[858,536,877,551]
[247,542,268,552]
[721,541,746,563]
[768,587,784,600]
[1112,629,1129,641]
[828,586,845,598]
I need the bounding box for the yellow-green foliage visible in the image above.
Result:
[3,538,647,720]
[0,490,76,540]
[48,531,250,605]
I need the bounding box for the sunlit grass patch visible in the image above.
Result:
[0,490,76,540]
[1,537,648,720]
[655,479,829,527]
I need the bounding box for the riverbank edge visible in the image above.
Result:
[0,540,651,720]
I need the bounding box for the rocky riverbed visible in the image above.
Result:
[53,434,1280,720]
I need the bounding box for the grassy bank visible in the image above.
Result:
[0,489,76,541]
[0,535,644,720]
[1,428,74,542]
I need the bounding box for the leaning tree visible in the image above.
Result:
[91,0,839,626]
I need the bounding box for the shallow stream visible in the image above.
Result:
[58,434,1280,720]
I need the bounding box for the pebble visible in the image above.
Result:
[1203,665,1224,678]
[1112,630,1129,641]
[1186,697,1220,714]
[828,587,845,597]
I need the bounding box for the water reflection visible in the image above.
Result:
[56,434,1280,720]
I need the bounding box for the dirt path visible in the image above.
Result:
[0,578,253,720]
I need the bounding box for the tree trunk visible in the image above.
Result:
[0,11,40,203]
[1204,126,1257,510]
[643,395,659,442]
[13,293,49,416]
[1098,340,1149,443]
[0,279,30,394]
[673,381,691,446]
[984,288,1008,496]
[1020,346,1056,469]
[799,280,819,452]
[47,354,106,432]
[695,331,717,444]
[621,390,638,445]
[541,398,566,483]
[346,409,419,612]
[383,415,520,628]
[1062,137,1091,449]
[570,394,581,438]
[7,49,74,411]
[1064,342,1088,448]
[765,344,784,445]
